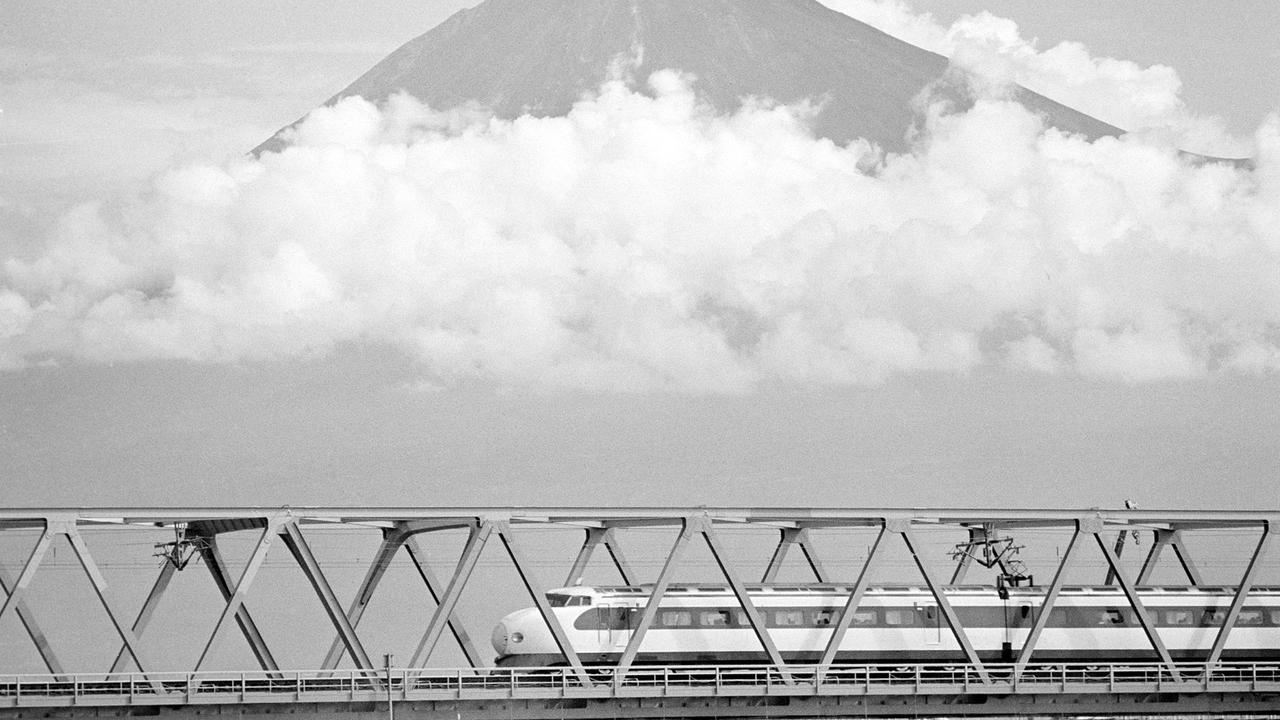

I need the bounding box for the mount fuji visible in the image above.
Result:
[254,0,1125,156]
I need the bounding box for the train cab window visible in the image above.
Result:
[660,610,692,627]
[851,610,877,627]
[811,610,835,627]
[547,593,571,607]
[1164,609,1195,626]
[699,610,732,627]
[575,607,630,630]
[773,610,806,626]
[883,609,916,627]
[568,596,592,606]
[1237,610,1264,626]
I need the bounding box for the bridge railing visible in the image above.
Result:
[3,662,1280,706]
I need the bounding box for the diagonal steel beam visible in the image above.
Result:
[566,527,607,586]
[0,559,64,675]
[615,518,695,676]
[762,528,828,583]
[196,534,280,673]
[566,527,636,586]
[409,521,492,668]
[0,528,54,628]
[762,528,797,583]
[819,524,886,675]
[109,560,176,673]
[1093,531,1181,681]
[1169,534,1205,586]
[321,529,404,671]
[1136,530,1174,585]
[319,524,487,671]
[601,528,636,585]
[194,522,279,672]
[1135,528,1203,586]
[402,533,485,668]
[796,531,830,582]
[1103,529,1131,585]
[949,527,981,584]
[897,523,991,684]
[1206,523,1272,665]
[280,522,376,673]
[63,527,161,690]
[1014,523,1081,678]
[698,519,793,684]
[496,522,593,688]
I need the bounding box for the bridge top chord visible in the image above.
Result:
[1,506,1276,529]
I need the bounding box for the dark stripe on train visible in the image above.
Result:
[496,648,1280,668]
[574,605,1280,631]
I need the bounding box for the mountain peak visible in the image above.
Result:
[255,0,1123,156]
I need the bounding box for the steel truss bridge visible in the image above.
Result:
[1,506,1278,719]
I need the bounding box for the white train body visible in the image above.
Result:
[491,584,1280,666]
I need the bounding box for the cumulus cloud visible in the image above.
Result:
[822,0,1250,157]
[2,67,1279,391]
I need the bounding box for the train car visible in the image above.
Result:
[490,584,1280,666]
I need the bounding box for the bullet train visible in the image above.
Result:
[490,584,1280,666]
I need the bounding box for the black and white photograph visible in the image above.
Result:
[2,1,1279,716]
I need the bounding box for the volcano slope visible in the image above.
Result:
[254,0,1124,156]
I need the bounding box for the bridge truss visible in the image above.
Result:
[0,506,1277,718]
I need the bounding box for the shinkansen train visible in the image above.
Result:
[490,584,1280,666]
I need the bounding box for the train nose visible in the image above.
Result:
[490,621,509,655]
[490,617,528,656]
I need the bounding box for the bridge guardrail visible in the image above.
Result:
[3,662,1280,707]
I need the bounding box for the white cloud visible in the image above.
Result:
[820,0,1251,157]
[2,72,1279,391]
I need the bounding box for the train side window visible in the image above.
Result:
[811,610,835,627]
[1099,609,1127,625]
[660,610,692,627]
[1270,610,1280,626]
[851,610,877,627]
[773,610,805,626]
[569,596,592,606]
[1164,609,1194,626]
[1237,610,1264,626]
[609,608,632,630]
[883,609,916,627]
[1201,609,1224,627]
[699,610,731,627]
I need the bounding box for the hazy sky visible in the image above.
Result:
[1,1,1279,512]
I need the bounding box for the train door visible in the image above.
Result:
[919,603,942,646]
[596,605,630,650]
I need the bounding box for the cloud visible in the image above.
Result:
[2,70,1279,391]
[820,0,1250,157]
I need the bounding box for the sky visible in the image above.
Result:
[1,0,1279,512]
